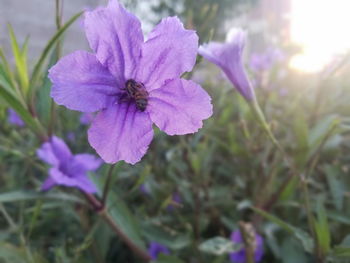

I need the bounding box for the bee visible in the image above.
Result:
[124,79,149,112]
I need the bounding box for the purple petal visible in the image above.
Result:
[74,154,102,171]
[37,136,72,166]
[49,51,117,112]
[148,242,170,260]
[45,168,97,193]
[198,28,255,101]
[229,230,264,263]
[7,109,24,127]
[72,174,98,193]
[147,79,212,135]
[84,0,143,83]
[41,177,56,191]
[88,103,154,164]
[136,17,198,92]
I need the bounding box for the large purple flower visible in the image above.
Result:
[49,0,212,164]
[37,136,101,193]
[229,230,264,263]
[198,28,255,101]
[148,241,170,260]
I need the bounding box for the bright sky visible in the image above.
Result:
[289,0,350,73]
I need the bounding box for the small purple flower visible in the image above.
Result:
[66,132,76,142]
[167,192,182,211]
[80,112,95,125]
[37,136,102,193]
[7,109,24,127]
[139,183,150,195]
[250,48,285,72]
[229,230,264,263]
[198,28,255,101]
[148,242,170,260]
[49,0,212,165]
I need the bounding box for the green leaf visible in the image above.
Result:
[156,254,185,263]
[331,246,350,257]
[0,84,46,137]
[252,207,314,253]
[324,165,344,210]
[198,237,242,255]
[29,11,83,97]
[0,191,84,204]
[7,24,29,93]
[93,173,146,251]
[307,115,339,159]
[107,193,146,249]
[142,223,191,250]
[0,243,27,263]
[315,200,331,255]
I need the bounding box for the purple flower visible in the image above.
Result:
[167,192,182,211]
[139,183,150,195]
[229,230,264,263]
[7,109,24,127]
[80,112,95,125]
[37,136,102,193]
[198,28,255,101]
[148,242,170,260]
[49,0,212,165]
[66,132,76,142]
[249,48,285,72]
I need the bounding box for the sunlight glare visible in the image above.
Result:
[289,0,350,73]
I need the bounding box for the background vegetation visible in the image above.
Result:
[0,0,350,262]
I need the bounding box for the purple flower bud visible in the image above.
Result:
[37,136,102,193]
[7,109,24,127]
[229,230,264,263]
[148,241,170,260]
[199,28,255,101]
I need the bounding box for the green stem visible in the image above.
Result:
[101,164,116,206]
[83,193,151,262]
[249,98,317,244]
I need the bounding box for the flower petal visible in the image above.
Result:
[147,79,212,135]
[88,103,154,164]
[41,177,56,191]
[136,17,198,91]
[49,51,118,112]
[47,168,97,193]
[74,154,102,171]
[198,28,255,100]
[37,136,72,166]
[84,0,143,82]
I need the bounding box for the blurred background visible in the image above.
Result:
[1,0,350,263]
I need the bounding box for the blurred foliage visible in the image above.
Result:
[1,0,350,263]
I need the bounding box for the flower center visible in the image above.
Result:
[122,79,149,112]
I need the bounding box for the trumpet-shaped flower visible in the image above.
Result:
[37,136,101,193]
[49,0,212,164]
[229,230,264,263]
[198,28,255,101]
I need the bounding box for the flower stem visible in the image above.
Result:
[83,193,151,262]
[238,222,254,263]
[249,98,317,242]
